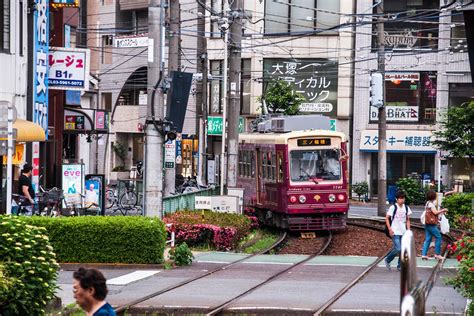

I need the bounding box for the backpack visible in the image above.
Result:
[384,204,399,238]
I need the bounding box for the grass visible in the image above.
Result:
[239,229,280,254]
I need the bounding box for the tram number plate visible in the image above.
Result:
[301,232,316,239]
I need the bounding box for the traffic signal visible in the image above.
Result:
[369,72,384,108]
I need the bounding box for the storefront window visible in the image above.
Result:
[373,0,438,51]
[449,83,473,107]
[370,72,437,124]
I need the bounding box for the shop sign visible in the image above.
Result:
[263,58,338,117]
[207,116,244,135]
[65,115,85,130]
[383,30,417,49]
[164,140,175,169]
[359,130,436,153]
[33,0,49,139]
[95,111,109,130]
[385,72,420,81]
[51,0,79,8]
[2,144,25,165]
[114,36,148,48]
[32,142,40,193]
[62,164,84,207]
[370,105,419,122]
[49,47,90,91]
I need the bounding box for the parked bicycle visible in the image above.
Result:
[105,182,140,215]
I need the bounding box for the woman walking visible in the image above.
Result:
[422,190,447,260]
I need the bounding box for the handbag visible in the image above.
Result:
[439,214,450,234]
[424,202,439,225]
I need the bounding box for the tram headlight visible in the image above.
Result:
[337,194,345,202]
[328,194,336,203]
[298,195,306,203]
[289,195,297,203]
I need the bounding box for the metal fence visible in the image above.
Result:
[163,186,220,215]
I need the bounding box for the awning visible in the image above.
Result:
[13,119,46,142]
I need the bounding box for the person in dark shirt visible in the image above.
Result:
[18,164,35,205]
[73,267,116,316]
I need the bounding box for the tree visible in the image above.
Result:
[258,80,304,115]
[432,101,474,188]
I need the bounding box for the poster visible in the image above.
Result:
[62,164,83,207]
[84,180,100,210]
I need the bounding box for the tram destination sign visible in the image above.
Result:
[297,138,331,147]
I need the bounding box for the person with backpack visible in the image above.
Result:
[421,190,447,260]
[384,190,412,271]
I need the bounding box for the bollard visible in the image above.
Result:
[400,230,425,316]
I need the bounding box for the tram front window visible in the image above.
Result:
[290,149,341,182]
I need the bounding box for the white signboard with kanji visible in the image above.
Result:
[359,130,435,153]
[48,47,90,91]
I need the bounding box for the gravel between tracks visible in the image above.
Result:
[278,226,451,257]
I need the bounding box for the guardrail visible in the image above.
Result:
[163,186,220,215]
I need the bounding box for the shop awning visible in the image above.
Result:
[13,119,46,142]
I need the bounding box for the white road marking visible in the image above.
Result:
[107,270,160,286]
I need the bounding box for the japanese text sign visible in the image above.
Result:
[263,58,338,117]
[359,130,436,153]
[49,47,90,91]
[207,116,244,135]
[34,0,49,139]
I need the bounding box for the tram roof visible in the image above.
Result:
[239,130,347,145]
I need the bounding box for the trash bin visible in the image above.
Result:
[388,185,397,204]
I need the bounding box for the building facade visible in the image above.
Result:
[351,0,472,197]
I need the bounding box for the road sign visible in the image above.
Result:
[207,116,245,135]
[164,140,175,169]
[329,119,336,131]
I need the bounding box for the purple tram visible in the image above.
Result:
[237,130,349,231]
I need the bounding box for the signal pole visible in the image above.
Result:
[196,2,208,185]
[219,20,229,195]
[226,0,242,188]
[376,1,387,217]
[164,0,180,196]
[144,0,165,218]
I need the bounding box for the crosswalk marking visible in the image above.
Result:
[107,270,160,286]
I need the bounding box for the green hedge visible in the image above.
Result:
[19,216,166,264]
[442,192,474,230]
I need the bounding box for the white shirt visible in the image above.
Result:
[85,190,98,205]
[387,203,412,236]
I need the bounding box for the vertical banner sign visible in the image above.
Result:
[32,143,40,193]
[34,0,49,139]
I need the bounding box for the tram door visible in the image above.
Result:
[256,149,262,204]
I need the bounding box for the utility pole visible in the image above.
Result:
[144,0,165,218]
[376,1,387,217]
[219,19,230,195]
[226,0,242,188]
[164,0,180,196]
[196,2,208,185]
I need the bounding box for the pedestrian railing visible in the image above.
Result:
[163,186,220,215]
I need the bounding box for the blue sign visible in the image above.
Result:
[65,90,81,106]
[33,0,49,140]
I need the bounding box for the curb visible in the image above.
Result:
[60,262,165,270]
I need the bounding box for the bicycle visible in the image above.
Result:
[105,183,138,215]
[64,194,100,216]
[37,187,63,217]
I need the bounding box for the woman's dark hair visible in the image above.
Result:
[21,164,33,174]
[426,190,437,201]
[73,268,108,300]
[395,190,406,199]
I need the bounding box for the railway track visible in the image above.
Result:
[115,232,288,314]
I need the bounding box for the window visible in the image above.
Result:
[449,83,474,107]
[264,1,339,35]
[375,0,438,50]
[451,12,466,53]
[290,149,340,182]
[19,1,23,55]
[102,93,112,111]
[101,35,113,64]
[370,72,437,124]
[277,151,284,182]
[241,59,251,115]
[0,0,10,52]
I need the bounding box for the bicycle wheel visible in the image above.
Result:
[119,191,138,211]
[105,189,115,209]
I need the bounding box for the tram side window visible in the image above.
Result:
[251,152,256,177]
[277,152,284,182]
[244,150,250,177]
[262,152,267,179]
[238,150,243,177]
[271,153,276,181]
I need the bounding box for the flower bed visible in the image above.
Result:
[447,236,473,315]
[164,210,252,250]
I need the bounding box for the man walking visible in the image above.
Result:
[18,164,35,214]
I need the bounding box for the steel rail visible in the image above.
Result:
[205,231,332,316]
[115,231,287,314]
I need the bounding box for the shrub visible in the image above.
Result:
[352,181,369,201]
[446,237,473,315]
[395,177,424,205]
[0,216,59,315]
[164,211,252,250]
[19,216,166,264]
[442,193,474,230]
[169,242,194,266]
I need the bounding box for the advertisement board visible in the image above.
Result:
[114,36,148,48]
[49,47,90,91]
[207,116,244,135]
[370,105,420,122]
[359,130,436,153]
[52,0,79,8]
[85,174,105,215]
[263,58,339,117]
[62,164,84,207]
[33,0,49,139]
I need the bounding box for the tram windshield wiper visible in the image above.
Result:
[300,168,319,184]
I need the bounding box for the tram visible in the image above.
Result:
[237,128,349,231]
